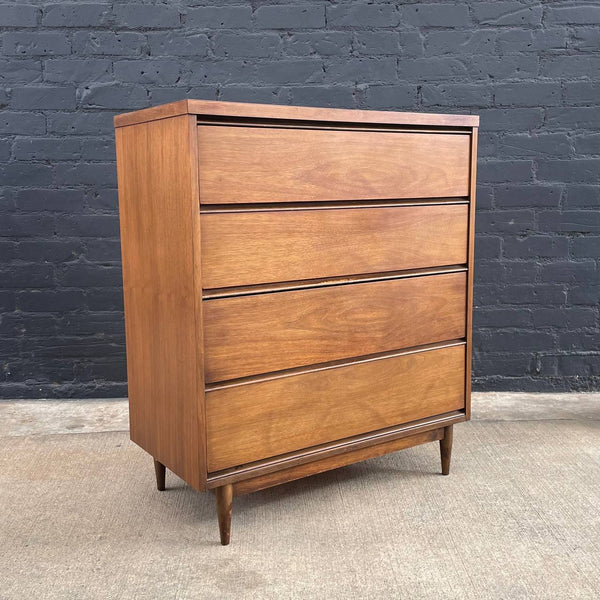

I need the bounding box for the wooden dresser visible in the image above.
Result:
[114,100,479,545]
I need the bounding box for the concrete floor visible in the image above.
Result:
[1,394,599,599]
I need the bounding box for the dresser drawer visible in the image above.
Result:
[197,126,470,204]
[201,204,468,289]
[206,344,465,471]
[203,271,466,383]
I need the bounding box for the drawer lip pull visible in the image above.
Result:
[202,265,468,300]
[206,338,466,392]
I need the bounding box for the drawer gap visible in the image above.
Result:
[205,339,466,392]
[203,265,468,300]
[197,116,472,134]
[200,197,469,213]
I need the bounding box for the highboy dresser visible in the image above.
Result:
[114,100,479,545]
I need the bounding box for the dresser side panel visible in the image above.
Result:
[115,115,206,490]
[465,127,478,420]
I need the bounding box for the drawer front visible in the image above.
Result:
[201,204,468,289]
[197,126,470,204]
[207,344,466,471]
[203,272,466,383]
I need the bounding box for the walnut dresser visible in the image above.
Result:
[114,100,479,545]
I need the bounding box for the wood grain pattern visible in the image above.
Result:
[114,99,480,128]
[203,272,467,383]
[115,115,206,491]
[201,204,468,289]
[197,126,471,204]
[232,428,444,496]
[206,344,465,471]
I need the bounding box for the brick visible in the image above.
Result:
[15,189,83,211]
[476,209,535,233]
[186,6,252,29]
[79,83,149,109]
[254,5,325,29]
[255,60,324,84]
[0,111,46,135]
[399,32,423,58]
[44,59,112,83]
[571,237,600,258]
[495,185,562,208]
[540,261,596,284]
[327,58,396,84]
[42,3,111,27]
[499,134,570,158]
[86,189,118,211]
[148,32,209,57]
[287,86,355,108]
[496,28,566,53]
[473,2,542,26]
[569,286,600,306]
[565,185,600,208]
[503,235,568,259]
[468,55,539,79]
[214,33,281,58]
[85,289,123,311]
[537,160,600,183]
[475,236,502,259]
[0,215,55,238]
[13,139,81,161]
[0,59,41,84]
[546,108,600,129]
[533,308,596,330]
[475,307,532,328]
[327,4,400,27]
[59,264,122,287]
[81,137,115,161]
[574,134,600,155]
[10,86,76,109]
[219,86,287,105]
[0,4,39,26]
[73,31,146,56]
[113,60,181,84]
[284,32,352,57]
[398,58,467,81]
[354,32,399,56]
[2,32,70,55]
[16,240,82,262]
[494,82,561,107]
[421,83,491,107]
[402,4,470,27]
[560,332,600,352]
[546,5,600,25]
[56,215,119,238]
[571,27,600,51]
[85,240,121,262]
[2,265,54,289]
[364,85,417,109]
[1,162,53,186]
[189,61,255,85]
[478,108,544,131]
[478,160,534,184]
[558,355,600,377]
[53,162,117,187]
[113,4,181,29]
[476,185,494,209]
[538,211,600,233]
[479,332,554,353]
[541,56,600,78]
[47,111,114,135]
[425,31,495,56]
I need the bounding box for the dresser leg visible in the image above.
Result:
[153,458,166,491]
[440,425,453,476]
[216,484,233,545]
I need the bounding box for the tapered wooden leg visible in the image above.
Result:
[216,484,233,546]
[440,425,453,476]
[154,458,166,491]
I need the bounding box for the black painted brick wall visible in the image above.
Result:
[0,1,599,398]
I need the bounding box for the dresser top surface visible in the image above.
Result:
[114,99,479,129]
